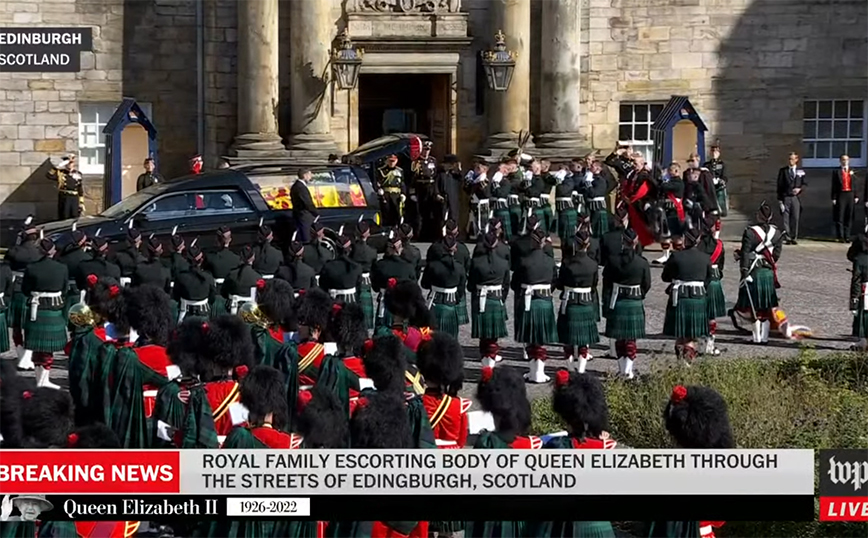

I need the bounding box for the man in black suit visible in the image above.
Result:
[832,154,858,242]
[776,152,806,244]
[290,168,319,243]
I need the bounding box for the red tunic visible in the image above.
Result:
[700,521,725,538]
[508,435,543,449]
[269,326,284,343]
[74,521,140,538]
[422,391,471,449]
[204,380,241,437]
[297,341,326,387]
[370,521,429,538]
[571,434,618,449]
[342,356,370,414]
[250,426,303,449]
[392,326,433,353]
[135,345,173,418]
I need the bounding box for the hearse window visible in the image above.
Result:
[256,169,368,210]
[140,190,254,220]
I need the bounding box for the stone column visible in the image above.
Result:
[287,0,338,159]
[483,0,533,156]
[536,0,583,157]
[229,0,287,159]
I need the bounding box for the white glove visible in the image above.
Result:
[571,190,579,198]
[851,310,858,317]
[410,195,417,202]
[377,188,384,196]
[400,194,406,203]
[57,158,71,170]
[71,171,82,180]
[643,203,651,211]
[583,171,594,184]
[1,495,12,522]
[779,202,785,213]
[523,170,533,181]
[745,275,754,283]
[554,169,568,182]
[492,171,504,183]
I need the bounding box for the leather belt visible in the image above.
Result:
[521,284,551,311]
[29,291,64,321]
[477,285,503,313]
[560,286,593,314]
[609,284,642,310]
[427,286,458,309]
[179,298,210,322]
[670,280,705,307]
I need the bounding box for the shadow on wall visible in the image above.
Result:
[0,160,56,248]
[713,0,868,237]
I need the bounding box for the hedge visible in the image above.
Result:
[530,350,868,538]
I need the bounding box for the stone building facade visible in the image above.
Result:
[0,0,866,233]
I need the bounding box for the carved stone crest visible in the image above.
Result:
[347,0,461,13]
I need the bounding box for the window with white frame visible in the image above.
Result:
[803,99,866,167]
[618,102,665,164]
[78,102,153,175]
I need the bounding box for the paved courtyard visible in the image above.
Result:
[2,240,855,404]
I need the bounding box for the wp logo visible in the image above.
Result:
[819,450,868,522]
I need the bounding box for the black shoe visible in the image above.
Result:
[790,239,798,245]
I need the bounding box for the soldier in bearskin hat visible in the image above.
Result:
[298,384,350,448]
[734,201,783,344]
[648,385,734,538]
[417,332,470,449]
[174,244,216,323]
[323,302,369,413]
[513,228,558,383]
[4,219,41,366]
[276,240,317,293]
[248,278,294,369]
[20,239,68,388]
[19,386,75,447]
[132,236,172,293]
[533,370,617,537]
[252,223,284,279]
[74,236,121,293]
[220,245,262,315]
[420,236,465,338]
[557,231,600,374]
[110,227,145,287]
[699,215,726,356]
[0,361,34,447]
[604,229,652,380]
[295,288,333,390]
[468,231,510,369]
[361,334,413,395]
[379,280,434,372]
[165,228,191,280]
[67,422,121,448]
[371,233,416,327]
[351,219,379,330]
[662,228,712,364]
[303,221,335,275]
[223,365,299,449]
[320,233,363,305]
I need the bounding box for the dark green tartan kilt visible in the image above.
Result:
[852,309,868,338]
[592,287,601,322]
[716,187,728,217]
[663,297,709,339]
[509,205,522,235]
[735,267,778,311]
[0,310,8,353]
[516,296,558,344]
[601,283,612,319]
[557,303,601,347]
[542,203,554,230]
[590,210,610,238]
[530,521,616,538]
[431,302,460,338]
[494,208,513,240]
[376,305,394,329]
[431,521,465,534]
[24,308,67,353]
[706,279,727,319]
[533,207,549,234]
[170,299,179,325]
[456,294,469,325]
[359,285,375,330]
[557,208,579,242]
[8,292,26,330]
[210,296,227,318]
[471,295,508,339]
[604,297,646,340]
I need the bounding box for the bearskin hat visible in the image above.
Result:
[125,285,172,346]
[350,392,413,449]
[297,385,350,448]
[168,317,210,377]
[552,372,609,439]
[417,332,464,396]
[476,367,531,439]
[664,385,734,449]
[0,361,35,448]
[240,365,289,431]
[88,277,123,324]
[384,280,432,328]
[20,388,74,448]
[361,334,408,395]
[326,302,367,355]
[199,315,254,379]
[256,278,295,329]
[68,423,121,449]
[295,287,333,331]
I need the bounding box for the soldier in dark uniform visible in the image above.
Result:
[502,157,525,237]
[552,166,577,245]
[468,231,510,369]
[252,224,284,279]
[351,219,378,330]
[429,219,471,270]
[849,233,868,351]
[49,154,84,220]
[165,231,190,281]
[420,235,465,338]
[411,140,438,240]
[472,217,511,266]
[75,237,121,293]
[205,226,241,294]
[58,229,90,317]
[377,154,405,228]
[683,153,718,228]
[220,245,262,315]
[520,160,551,236]
[654,162,688,267]
[436,154,462,232]
[276,241,317,293]
[398,223,422,282]
[557,231,600,374]
[604,229,652,380]
[320,234,363,305]
[464,159,492,238]
[0,262,12,354]
[173,245,216,322]
[599,203,631,358]
[513,229,558,383]
[538,159,558,234]
[704,144,728,217]
[490,160,516,241]
[581,161,612,238]
[111,228,145,286]
[662,228,712,364]
[302,221,335,276]
[4,219,42,365]
[510,215,554,275]
[371,234,416,328]
[22,239,68,388]
[133,237,172,293]
[290,169,319,244]
[135,157,162,192]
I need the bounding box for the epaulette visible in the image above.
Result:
[459,397,472,414]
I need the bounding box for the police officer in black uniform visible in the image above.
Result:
[49,154,84,220]
[276,241,316,293]
[173,244,216,322]
[252,224,284,279]
[75,237,121,292]
[303,221,335,275]
[204,226,241,289]
[320,234,363,305]
[220,245,262,315]
[411,140,438,240]
[133,237,172,293]
[4,219,42,362]
[398,223,422,282]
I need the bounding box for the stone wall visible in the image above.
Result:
[0,0,125,221]
[204,0,238,166]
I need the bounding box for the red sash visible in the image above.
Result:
[666,193,685,222]
[710,240,723,265]
[205,381,241,436]
[136,345,172,418]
